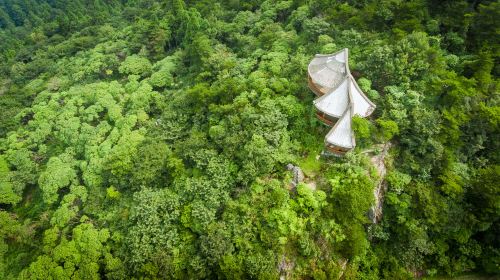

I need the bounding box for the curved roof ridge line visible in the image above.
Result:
[347,74,376,116]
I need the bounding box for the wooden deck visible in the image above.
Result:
[308,76,326,97]
[315,112,336,126]
[325,145,350,156]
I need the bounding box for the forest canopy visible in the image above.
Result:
[0,0,498,279]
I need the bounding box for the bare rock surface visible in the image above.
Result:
[286,163,305,188]
[278,255,294,280]
[368,142,391,224]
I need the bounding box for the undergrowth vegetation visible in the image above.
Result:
[0,0,498,279]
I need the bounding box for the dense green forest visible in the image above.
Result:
[0,0,498,279]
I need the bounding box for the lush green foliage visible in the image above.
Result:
[0,0,498,279]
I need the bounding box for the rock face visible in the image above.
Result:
[368,142,391,224]
[286,163,304,188]
[369,181,388,224]
[278,255,294,280]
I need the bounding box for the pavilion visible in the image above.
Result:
[308,48,375,155]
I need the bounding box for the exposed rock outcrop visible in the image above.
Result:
[278,255,294,280]
[368,142,391,224]
[286,163,304,188]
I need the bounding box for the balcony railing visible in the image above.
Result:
[308,76,326,97]
[325,144,349,156]
[315,112,336,126]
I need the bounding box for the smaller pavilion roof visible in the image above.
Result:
[325,106,355,149]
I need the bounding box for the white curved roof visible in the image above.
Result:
[325,107,355,149]
[313,79,349,118]
[308,49,348,93]
[348,76,376,117]
[314,76,376,119]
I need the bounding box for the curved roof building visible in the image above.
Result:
[308,48,376,155]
